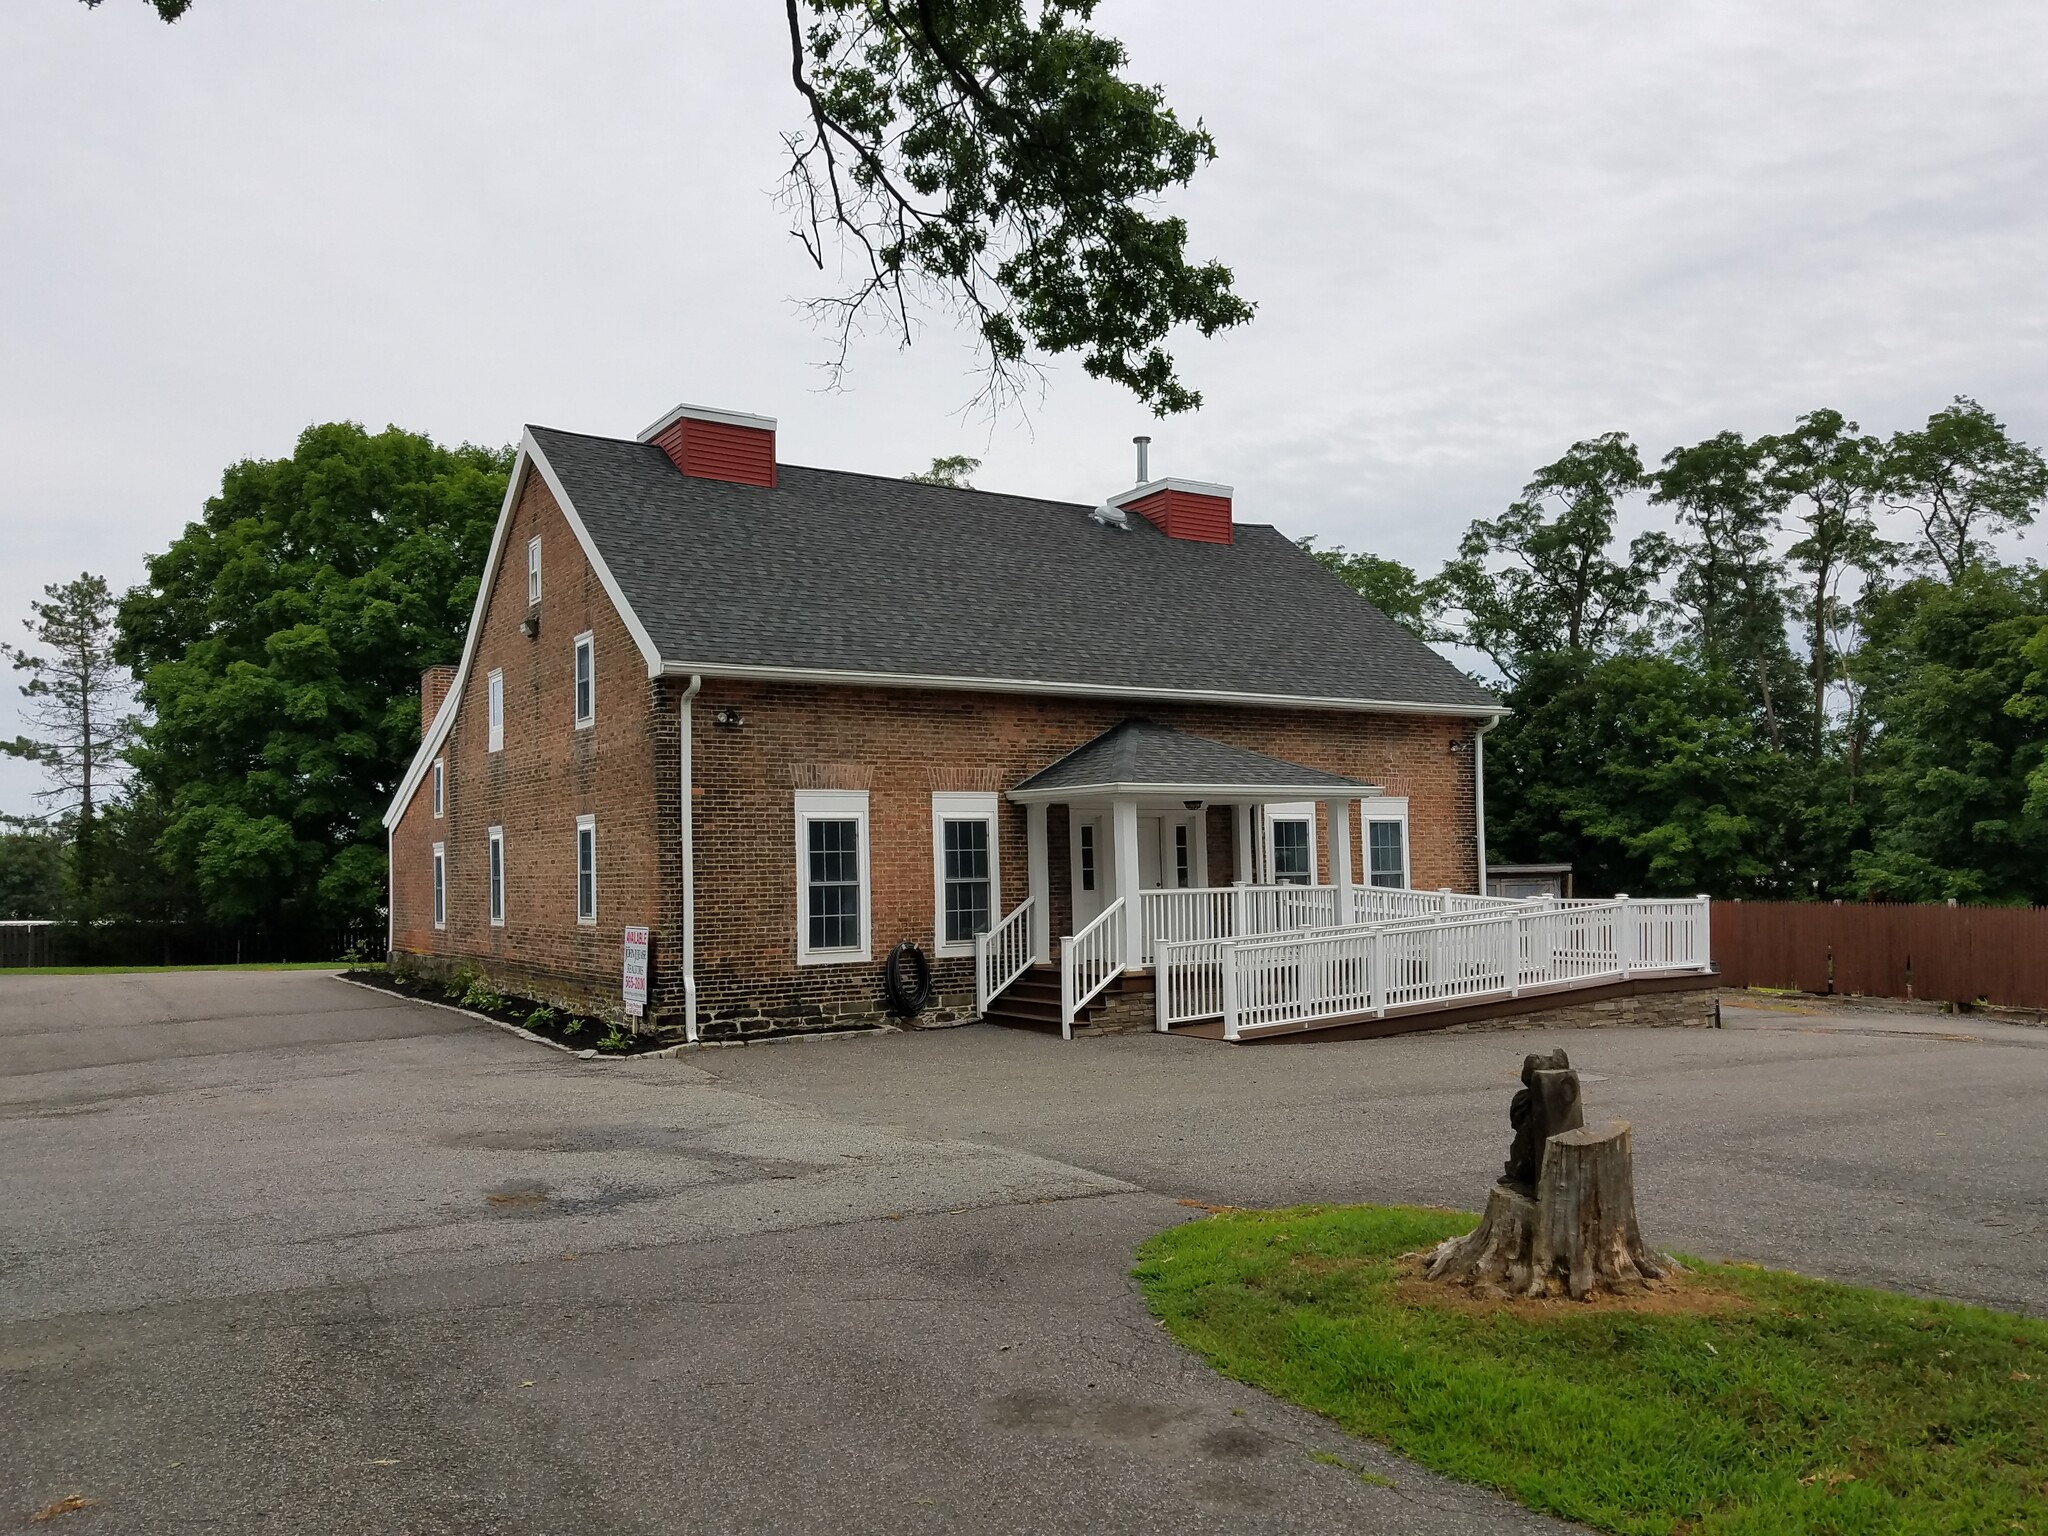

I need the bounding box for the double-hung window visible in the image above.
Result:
[487,825,505,926]
[1365,798,1410,889]
[575,815,597,923]
[932,792,999,955]
[1266,803,1315,886]
[431,758,444,818]
[486,670,504,753]
[431,842,446,929]
[527,536,542,604]
[572,632,594,727]
[795,791,870,964]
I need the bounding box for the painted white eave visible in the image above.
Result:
[384,429,667,829]
[636,402,778,440]
[1107,476,1235,507]
[1008,782,1384,805]
[654,659,1504,719]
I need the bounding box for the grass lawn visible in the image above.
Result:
[1136,1204,2047,1535]
[0,961,350,976]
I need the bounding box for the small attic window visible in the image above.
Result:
[527,537,541,604]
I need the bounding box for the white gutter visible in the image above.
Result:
[1474,714,1501,894]
[679,674,702,1043]
[654,658,1505,720]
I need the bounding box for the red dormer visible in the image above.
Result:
[1108,477,1234,544]
[638,403,777,488]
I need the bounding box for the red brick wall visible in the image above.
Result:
[389,468,663,1018]
[685,680,1478,1034]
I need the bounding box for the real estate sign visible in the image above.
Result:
[622,926,649,1017]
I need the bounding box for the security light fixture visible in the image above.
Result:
[518,613,540,639]
[712,707,744,728]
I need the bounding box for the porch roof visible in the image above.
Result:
[1008,719,1381,803]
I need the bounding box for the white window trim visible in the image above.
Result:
[431,841,446,929]
[575,813,597,925]
[486,669,504,754]
[794,789,871,966]
[487,824,505,927]
[431,758,444,818]
[1263,801,1316,885]
[931,791,1000,958]
[1363,796,1412,890]
[527,535,542,605]
[572,631,595,729]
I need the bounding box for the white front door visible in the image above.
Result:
[1070,813,1106,927]
[1138,815,1197,890]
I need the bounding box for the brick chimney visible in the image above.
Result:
[637,403,777,488]
[420,665,457,738]
[1108,477,1234,544]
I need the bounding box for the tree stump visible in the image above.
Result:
[1425,1118,1673,1300]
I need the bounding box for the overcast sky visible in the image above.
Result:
[3,1,2045,817]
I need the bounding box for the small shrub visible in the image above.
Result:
[458,975,506,1013]
[560,1014,585,1038]
[595,1021,635,1053]
[524,1005,558,1033]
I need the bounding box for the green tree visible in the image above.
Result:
[1433,433,1672,683]
[1847,566,2048,903]
[1484,651,1792,897]
[1,574,134,881]
[88,0,1253,418]
[1758,410,1888,760]
[1651,430,1805,749]
[0,815,67,920]
[903,454,981,487]
[1880,396,2047,581]
[116,423,510,933]
[1297,541,1435,639]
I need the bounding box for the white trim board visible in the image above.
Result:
[384,430,664,830]
[652,659,1503,719]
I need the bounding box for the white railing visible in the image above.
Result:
[975,896,1038,1015]
[1154,937,1230,1032]
[1137,883,1347,964]
[1155,896,1712,1041]
[1059,897,1127,1040]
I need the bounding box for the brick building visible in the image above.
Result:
[384,403,1503,1040]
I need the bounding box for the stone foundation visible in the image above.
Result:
[1439,987,1715,1034]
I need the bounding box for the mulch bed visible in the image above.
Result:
[342,968,664,1055]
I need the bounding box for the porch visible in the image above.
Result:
[970,721,1713,1040]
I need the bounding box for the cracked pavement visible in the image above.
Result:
[5,972,2044,1532]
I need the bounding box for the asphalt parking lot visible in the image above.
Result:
[4,971,2043,1534]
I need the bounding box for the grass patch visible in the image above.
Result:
[1,961,349,976]
[1136,1203,2048,1535]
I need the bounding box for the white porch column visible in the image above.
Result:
[1111,795,1143,970]
[1324,797,1355,919]
[1233,802,1256,884]
[1025,801,1051,963]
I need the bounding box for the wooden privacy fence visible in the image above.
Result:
[1711,901,2048,1008]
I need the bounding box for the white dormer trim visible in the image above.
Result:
[1107,476,1235,508]
[636,402,778,441]
[383,430,664,831]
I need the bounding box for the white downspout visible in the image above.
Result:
[680,674,702,1042]
[1474,714,1501,895]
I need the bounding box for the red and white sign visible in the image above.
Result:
[622,926,649,1017]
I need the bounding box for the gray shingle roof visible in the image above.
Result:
[1012,719,1376,797]
[528,425,1498,712]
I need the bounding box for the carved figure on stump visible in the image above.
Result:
[1502,1048,1583,1194]
[1426,1049,1673,1300]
